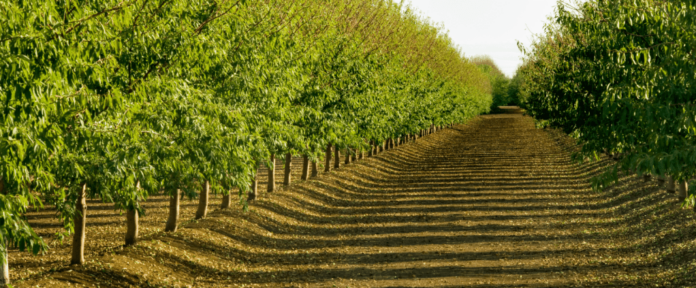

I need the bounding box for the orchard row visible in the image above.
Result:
[516,0,696,205]
[0,0,494,285]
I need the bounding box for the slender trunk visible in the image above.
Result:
[678,181,688,201]
[301,155,310,181]
[657,175,666,186]
[248,169,258,201]
[643,174,651,182]
[666,176,676,193]
[324,144,332,172]
[125,182,140,246]
[311,160,319,177]
[284,153,292,187]
[125,209,139,246]
[195,180,210,219]
[334,146,340,169]
[71,183,87,265]
[165,189,180,232]
[221,192,231,209]
[345,148,351,164]
[0,247,7,287]
[268,154,276,193]
[0,182,8,286]
[359,149,364,160]
[368,141,374,157]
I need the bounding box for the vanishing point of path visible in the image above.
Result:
[23,109,694,287]
[186,110,600,287]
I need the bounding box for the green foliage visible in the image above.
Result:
[0,0,493,272]
[472,56,513,107]
[516,0,696,203]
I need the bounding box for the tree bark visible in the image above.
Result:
[195,180,210,219]
[666,176,676,193]
[324,144,332,172]
[0,180,7,286]
[221,192,231,209]
[368,141,374,157]
[678,181,688,201]
[268,154,276,193]
[284,153,292,187]
[125,182,140,246]
[345,148,351,164]
[248,169,258,201]
[71,183,87,265]
[311,159,319,177]
[359,149,364,160]
[0,245,8,287]
[125,209,139,246]
[165,189,180,232]
[301,155,310,180]
[334,146,340,169]
[642,174,652,182]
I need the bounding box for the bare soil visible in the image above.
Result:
[10,110,696,287]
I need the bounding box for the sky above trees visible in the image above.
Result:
[405,0,559,77]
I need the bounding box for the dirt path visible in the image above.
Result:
[14,111,696,287]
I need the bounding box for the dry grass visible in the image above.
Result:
[9,110,696,287]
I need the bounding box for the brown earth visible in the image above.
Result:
[10,108,696,287]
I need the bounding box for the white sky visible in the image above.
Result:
[404,0,559,77]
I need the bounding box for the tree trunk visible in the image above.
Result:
[71,183,87,265]
[345,148,351,164]
[125,181,141,246]
[125,209,139,246]
[284,153,292,187]
[221,192,231,209]
[368,141,374,157]
[657,175,666,186]
[165,189,180,232]
[196,180,210,219]
[268,154,276,193]
[248,170,258,201]
[195,180,210,219]
[0,182,8,286]
[301,155,310,181]
[666,176,676,193]
[643,174,652,182]
[324,144,332,172]
[359,149,364,160]
[678,181,688,201]
[0,242,9,287]
[311,160,319,177]
[334,146,340,169]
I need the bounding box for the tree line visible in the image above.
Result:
[0,0,494,285]
[515,0,696,207]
